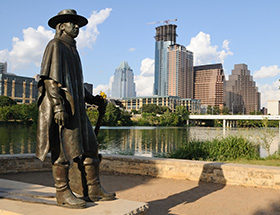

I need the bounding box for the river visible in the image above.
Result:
[0,124,279,157]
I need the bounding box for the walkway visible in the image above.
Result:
[1,171,280,215]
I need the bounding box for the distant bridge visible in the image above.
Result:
[188,115,280,129]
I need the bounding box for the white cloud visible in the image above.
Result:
[93,76,114,96]
[186,32,233,65]
[0,49,9,62]
[0,26,54,72]
[254,65,280,79]
[134,58,154,96]
[129,48,136,52]
[94,58,155,98]
[0,9,112,73]
[258,81,280,107]
[77,8,112,49]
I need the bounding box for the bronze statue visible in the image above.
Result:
[36,9,115,208]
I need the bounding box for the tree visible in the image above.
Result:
[0,96,16,107]
[175,106,189,126]
[207,105,221,115]
[141,104,170,114]
[87,103,133,126]
[141,104,161,114]
[222,107,229,115]
[0,103,38,123]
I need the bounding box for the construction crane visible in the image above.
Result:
[147,18,178,25]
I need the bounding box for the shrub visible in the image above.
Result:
[169,136,259,161]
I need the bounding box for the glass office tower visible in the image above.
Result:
[111,61,136,99]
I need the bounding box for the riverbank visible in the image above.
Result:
[1,154,280,189]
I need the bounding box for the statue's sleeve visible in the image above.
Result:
[44,79,65,113]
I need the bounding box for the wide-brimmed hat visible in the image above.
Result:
[48,9,88,29]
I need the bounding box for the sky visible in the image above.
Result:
[0,0,280,107]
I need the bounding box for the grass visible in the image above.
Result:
[228,159,280,167]
[228,154,280,167]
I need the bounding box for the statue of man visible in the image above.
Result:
[36,9,115,208]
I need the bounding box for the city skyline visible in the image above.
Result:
[0,0,279,107]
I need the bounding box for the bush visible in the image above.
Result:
[0,96,17,107]
[169,136,259,161]
[0,103,38,124]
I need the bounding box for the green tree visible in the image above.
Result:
[141,104,170,114]
[0,103,38,123]
[87,103,133,126]
[222,106,229,115]
[141,104,160,114]
[174,106,189,126]
[86,108,99,125]
[0,96,16,107]
[131,109,139,115]
[207,105,221,115]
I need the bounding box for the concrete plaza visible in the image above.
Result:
[1,171,280,215]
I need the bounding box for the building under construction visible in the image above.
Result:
[153,24,177,97]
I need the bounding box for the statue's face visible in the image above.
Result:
[61,22,79,38]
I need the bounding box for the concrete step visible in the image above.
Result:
[0,179,148,215]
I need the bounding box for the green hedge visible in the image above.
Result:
[0,103,38,124]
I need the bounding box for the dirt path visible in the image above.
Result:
[1,171,280,215]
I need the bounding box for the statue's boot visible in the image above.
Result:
[83,157,116,201]
[52,164,86,208]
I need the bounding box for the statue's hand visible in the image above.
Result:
[54,111,68,126]
[93,95,106,106]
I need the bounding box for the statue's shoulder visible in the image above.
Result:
[46,38,63,47]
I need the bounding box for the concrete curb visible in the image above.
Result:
[1,154,280,189]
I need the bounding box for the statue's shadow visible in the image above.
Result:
[146,162,226,215]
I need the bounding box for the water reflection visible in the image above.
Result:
[97,127,189,157]
[0,124,279,157]
[0,123,36,155]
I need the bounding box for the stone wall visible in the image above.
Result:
[101,155,280,189]
[0,154,51,174]
[1,154,280,189]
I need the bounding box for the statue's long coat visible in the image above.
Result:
[36,35,97,162]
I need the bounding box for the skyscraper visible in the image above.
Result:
[224,64,260,114]
[193,64,225,108]
[111,61,136,99]
[153,24,177,96]
[0,62,7,74]
[167,44,193,98]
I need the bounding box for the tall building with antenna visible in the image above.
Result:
[153,24,177,96]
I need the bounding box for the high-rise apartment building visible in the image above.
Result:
[224,64,260,114]
[0,62,7,74]
[153,24,177,96]
[167,44,193,98]
[111,61,136,99]
[193,64,225,108]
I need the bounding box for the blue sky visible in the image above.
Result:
[0,0,280,106]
